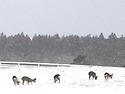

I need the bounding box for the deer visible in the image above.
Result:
[88,71,98,80]
[104,72,113,80]
[22,76,36,85]
[12,76,20,85]
[54,74,60,83]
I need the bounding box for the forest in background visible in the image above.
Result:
[0,32,125,67]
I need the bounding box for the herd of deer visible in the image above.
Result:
[12,74,60,86]
[12,71,113,86]
[88,71,113,80]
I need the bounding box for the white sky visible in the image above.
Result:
[0,0,125,38]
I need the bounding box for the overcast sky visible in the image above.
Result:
[0,0,125,38]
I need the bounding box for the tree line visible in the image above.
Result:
[0,32,125,67]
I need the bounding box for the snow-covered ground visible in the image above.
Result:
[0,64,125,94]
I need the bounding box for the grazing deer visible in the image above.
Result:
[54,74,60,83]
[22,76,36,85]
[88,71,98,80]
[12,76,20,85]
[104,72,113,80]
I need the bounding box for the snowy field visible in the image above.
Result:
[1,64,125,94]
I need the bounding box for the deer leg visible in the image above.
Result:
[22,81,24,85]
[89,76,91,80]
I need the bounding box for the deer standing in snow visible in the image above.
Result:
[54,74,60,83]
[104,72,113,80]
[88,71,98,80]
[22,76,36,85]
[12,76,20,85]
